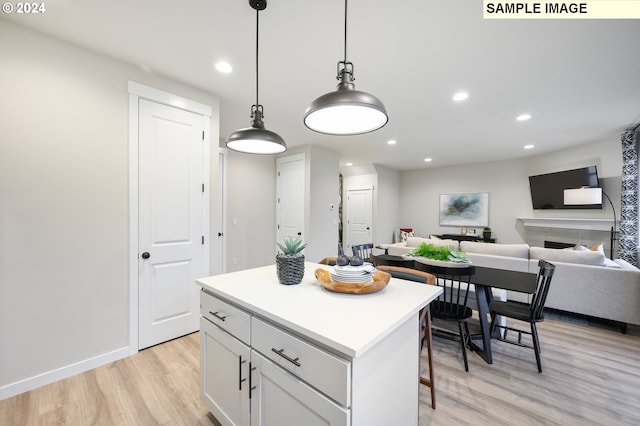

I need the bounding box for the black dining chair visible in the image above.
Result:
[489,259,555,373]
[413,261,477,372]
[376,265,437,409]
[351,243,374,263]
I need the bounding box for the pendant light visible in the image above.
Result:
[225,0,286,154]
[304,0,388,135]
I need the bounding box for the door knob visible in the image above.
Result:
[141,252,150,259]
[297,232,302,236]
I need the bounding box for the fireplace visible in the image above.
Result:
[544,240,575,249]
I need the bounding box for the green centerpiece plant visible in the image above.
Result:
[406,242,470,263]
[276,237,308,285]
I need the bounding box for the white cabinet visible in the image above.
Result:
[200,294,252,426]
[251,317,351,407]
[250,350,349,426]
[200,317,250,426]
[201,290,349,426]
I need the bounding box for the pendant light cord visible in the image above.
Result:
[255,5,260,108]
[343,0,348,63]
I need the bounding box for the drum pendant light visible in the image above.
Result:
[225,0,286,154]
[304,0,388,135]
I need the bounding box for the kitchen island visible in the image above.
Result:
[197,262,442,426]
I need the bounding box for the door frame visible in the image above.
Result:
[275,153,306,255]
[128,81,211,355]
[345,185,374,254]
[217,148,228,275]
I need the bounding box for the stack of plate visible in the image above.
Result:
[330,263,377,283]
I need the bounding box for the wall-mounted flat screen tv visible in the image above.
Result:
[529,166,601,209]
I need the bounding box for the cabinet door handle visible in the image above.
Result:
[249,362,256,399]
[271,348,301,367]
[209,311,227,322]
[238,355,247,390]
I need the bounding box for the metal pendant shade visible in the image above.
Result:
[225,0,286,154]
[226,105,286,154]
[304,0,388,135]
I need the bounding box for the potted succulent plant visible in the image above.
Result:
[276,236,308,285]
[483,226,492,241]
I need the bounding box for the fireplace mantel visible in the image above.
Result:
[517,217,615,231]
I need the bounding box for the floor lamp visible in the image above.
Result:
[564,187,617,259]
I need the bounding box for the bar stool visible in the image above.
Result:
[376,265,437,409]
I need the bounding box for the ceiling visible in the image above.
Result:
[4,0,640,171]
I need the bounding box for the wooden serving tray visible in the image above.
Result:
[314,268,391,294]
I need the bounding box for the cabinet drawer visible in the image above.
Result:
[201,290,251,345]
[252,317,351,407]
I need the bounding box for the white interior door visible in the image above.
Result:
[276,154,305,252]
[346,186,373,255]
[138,99,207,349]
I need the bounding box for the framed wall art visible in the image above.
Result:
[439,193,489,227]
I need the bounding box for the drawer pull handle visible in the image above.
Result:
[271,348,301,367]
[209,311,227,322]
[238,355,247,390]
[249,363,256,399]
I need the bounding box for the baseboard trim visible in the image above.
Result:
[0,346,130,401]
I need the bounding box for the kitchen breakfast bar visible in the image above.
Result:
[196,262,442,426]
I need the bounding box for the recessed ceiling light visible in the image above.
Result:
[524,144,535,149]
[453,92,469,102]
[346,162,353,166]
[215,61,233,73]
[387,139,397,145]
[517,114,532,121]
[424,158,432,162]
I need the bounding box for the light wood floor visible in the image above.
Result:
[1,312,639,425]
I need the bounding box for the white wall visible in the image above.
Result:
[0,20,220,398]
[306,146,340,262]
[400,160,530,242]
[223,144,340,270]
[525,138,621,222]
[271,146,340,263]
[339,164,401,252]
[399,137,622,245]
[224,152,277,272]
[373,165,401,244]
[523,138,622,254]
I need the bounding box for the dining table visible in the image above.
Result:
[470,266,538,364]
[371,255,539,364]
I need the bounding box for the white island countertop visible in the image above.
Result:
[196,262,442,358]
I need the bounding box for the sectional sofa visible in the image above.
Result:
[387,237,640,328]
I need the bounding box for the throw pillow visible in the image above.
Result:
[399,229,414,242]
[530,246,606,266]
[603,258,622,268]
[590,242,605,256]
[574,243,605,256]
